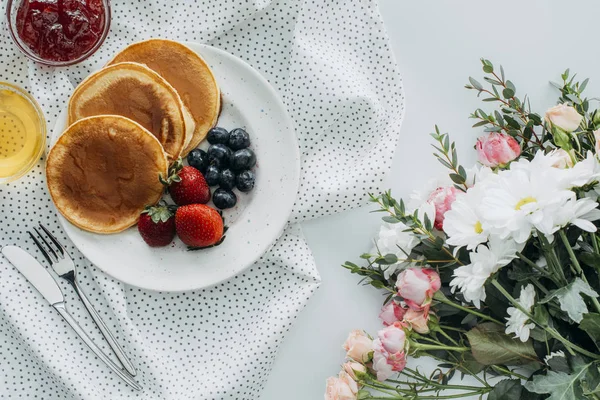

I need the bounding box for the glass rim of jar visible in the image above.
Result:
[5,0,112,67]
[0,82,47,184]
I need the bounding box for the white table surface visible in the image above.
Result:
[261,0,600,398]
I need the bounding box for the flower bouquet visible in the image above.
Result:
[326,60,600,400]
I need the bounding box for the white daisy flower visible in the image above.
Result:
[449,236,518,308]
[564,151,600,189]
[480,154,573,243]
[505,284,536,342]
[554,197,600,232]
[374,222,420,279]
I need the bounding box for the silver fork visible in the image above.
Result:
[29,223,137,377]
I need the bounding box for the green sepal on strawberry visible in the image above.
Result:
[138,202,178,247]
[161,158,211,206]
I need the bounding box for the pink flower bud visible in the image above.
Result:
[343,330,373,363]
[325,372,358,400]
[427,186,458,230]
[403,309,430,334]
[342,362,367,381]
[476,132,521,167]
[372,324,407,381]
[396,268,441,310]
[379,302,407,326]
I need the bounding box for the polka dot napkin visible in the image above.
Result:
[0,1,404,398]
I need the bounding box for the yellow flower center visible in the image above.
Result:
[474,221,483,234]
[515,196,537,210]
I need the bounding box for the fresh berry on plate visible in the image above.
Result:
[207,127,230,145]
[175,204,224,248]
[162,160,211,206]
[236,170,256,192]
[138,203,177,247]
[213,188,237,209]
[207,144,232,168]
[228,128,250,150]
[231,148,256,171]
[219,169,236,190]
[205,164,221,186]
[187,148,209,174]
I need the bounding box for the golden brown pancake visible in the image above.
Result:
[68,62,187,160]
[108,38,220,156]
[46,116,168,234]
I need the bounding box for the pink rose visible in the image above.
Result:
[403,309,430,334]
[343,330,373,363]
[379,302,407,326]
[545,104,583,133]
[476,132,521,168]
[427,186,458,230]
[396,268,441,310]
[372,324,407,381]
[549,149,574,169]
[325,372,358,400]
[343,362,367,381]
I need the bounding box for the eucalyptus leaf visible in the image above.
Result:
[450,173,466,184]
[465,323,538,366]
[503,88,515,99]
[469,77,483,90]
[488,379,523,400]
[540,278,599,323]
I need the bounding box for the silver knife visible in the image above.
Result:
[1,246,142,391]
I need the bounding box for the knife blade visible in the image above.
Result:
[1,245,64,305]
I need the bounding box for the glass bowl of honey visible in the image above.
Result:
[0,82,46,184]
[6,0,111,66]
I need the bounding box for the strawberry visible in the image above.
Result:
[175,204,224,248]
[161,159,211,206]
[138,203,177,247]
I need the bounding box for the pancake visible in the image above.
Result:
[68,62,187,160]
[108,38,221,156]
[46,116,168,234]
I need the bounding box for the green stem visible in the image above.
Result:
[434,292,503,325]
[491,365,529,380]
[559,230,600,314]
[538,233,568,285]
[516,252,550,277]
[411,342,470,353]
[361,382,403,398]
[491,279,600,360]
[434,326,460,346]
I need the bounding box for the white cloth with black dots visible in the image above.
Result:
[0,1,404,398]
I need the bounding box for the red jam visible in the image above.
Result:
[16,0,106,63]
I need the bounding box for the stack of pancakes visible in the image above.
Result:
[46,39,221,234]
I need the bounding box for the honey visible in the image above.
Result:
[0,84,45,183]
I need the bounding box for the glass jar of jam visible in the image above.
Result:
[6,0,111,66]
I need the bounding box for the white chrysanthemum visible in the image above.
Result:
[374,222,420,279]
[480,153,573,243]
[444,174,497,250]
[505,284,536,342]
[406,174,453,212]
[554,197,600,232]
[450,237,518,308]
[564,151,600,189]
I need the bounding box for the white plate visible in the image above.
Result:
[50,42,300,292]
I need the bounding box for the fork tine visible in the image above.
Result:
[28,231,56,265]
[38,223,66,256]
[33,227,60,262]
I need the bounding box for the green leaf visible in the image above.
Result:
[488,379,523,400]
[580,313,600,345]
[472,120,489,128]
[500,65,505,81]
[580,78,590,93]
[540,278,599,323]
[382,216,400,224]
[458,165,467,179]
[483,65,494,73]
[524,362,595,400]
[580,252,600,270]
[503,88,515,99]
[469,77,483,90]
[465,323,538,366]
[450,173,465,184]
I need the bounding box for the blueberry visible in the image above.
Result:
[219,169,236,190]
[204,165,221,186]
[207,144,232,168]
[186,148,209,173]
[231,148,257,171]
[236,170,256,192]
[228,128,251,150]
[213,188,237,209]
[207,127,230,145]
